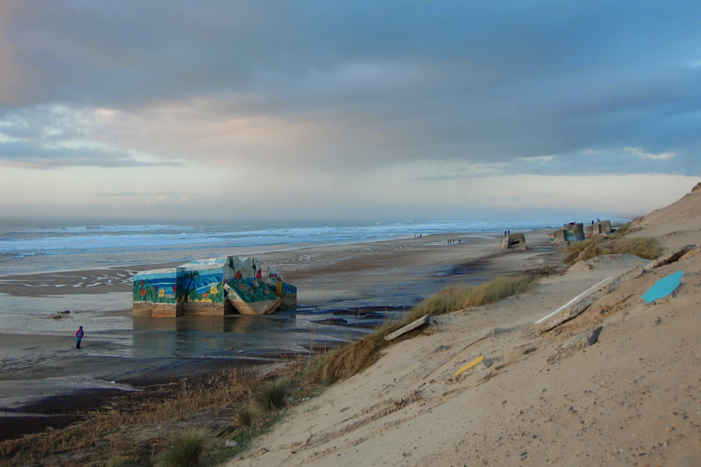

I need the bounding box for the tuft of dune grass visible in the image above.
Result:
[253,378,290,412]
[311,274,538,381]
[155,428,209,467]
[236,406,259,426]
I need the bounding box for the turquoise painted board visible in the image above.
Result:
[641,270,684,304]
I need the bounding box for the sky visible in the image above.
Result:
[0,0,699,222]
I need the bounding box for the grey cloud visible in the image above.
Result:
[1,1,700,175]
[96,192,175,197]
[0,140,182,169]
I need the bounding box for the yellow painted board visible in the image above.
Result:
[454,355,485,378]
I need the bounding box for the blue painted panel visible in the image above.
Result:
[641,270,683,304]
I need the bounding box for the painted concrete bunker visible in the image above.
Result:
[132,256,297,318]
[549,222,585,245]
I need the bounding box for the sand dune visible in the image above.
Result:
[226,186,701,466]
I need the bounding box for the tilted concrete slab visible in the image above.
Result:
[384,315,430,341]
[641,270,683,304]
[534,264,644,333]
[644,244,697,270]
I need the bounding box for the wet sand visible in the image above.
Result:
[0,229,563,441]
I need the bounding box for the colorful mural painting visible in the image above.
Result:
[132,268,178,305]
[132,256,296,318]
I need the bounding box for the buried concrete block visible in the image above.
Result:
[384,314,430,341]
[641,270,683,304]
[534,264,644,333]
[644,245,697,270]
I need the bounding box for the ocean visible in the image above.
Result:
[0,217,555,360]
[0,217,554,276]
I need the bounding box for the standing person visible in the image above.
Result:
[76,326,84,349]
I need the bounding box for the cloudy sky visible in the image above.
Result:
[0,1,699,221]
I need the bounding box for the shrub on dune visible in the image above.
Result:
[254,378,290,412]
[156,428,209,467]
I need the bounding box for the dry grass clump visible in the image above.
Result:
[155,428,209,467]
[565,236,660,264]
[312,274,538,381]
[311,329,388,381]
[253,378,290,412]
[235,406,259,426]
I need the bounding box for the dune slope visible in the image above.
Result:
[227,186,701,467]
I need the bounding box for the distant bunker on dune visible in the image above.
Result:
[132,256,297,318]
[586,220,613,238]
[500,233,527,250]
[549,222,585,245]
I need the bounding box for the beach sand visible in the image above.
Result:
[0,229,563,441]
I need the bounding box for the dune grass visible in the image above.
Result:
[155,428,209,467]
[235,406,259,426]
[404,275,538,323]
[564,223,661,264]
[253,378,290,412]
[310,274,538,381]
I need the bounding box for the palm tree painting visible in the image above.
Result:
[182,270,200,302]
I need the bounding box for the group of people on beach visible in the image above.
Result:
[446,239,460,245]
[503,229,511,236]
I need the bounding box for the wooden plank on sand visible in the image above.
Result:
[534,264,644,333]
[384,315,430,341]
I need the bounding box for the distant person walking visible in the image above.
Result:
[76,326,84,349]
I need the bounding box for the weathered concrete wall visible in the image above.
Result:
[500,233,527,250]
[550,223,584,244]
[133,301,154,317]
[586,220,613,238]
[549,229,566,244]
[152,303,181,318]
[180,301,231,316]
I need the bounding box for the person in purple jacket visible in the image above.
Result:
[76,326,84,349]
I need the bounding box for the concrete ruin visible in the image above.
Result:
[500,233,527,250]
[133,256,297,318]
[534,264,644,333]
[586,220,612,238]
[549,223,584,245]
